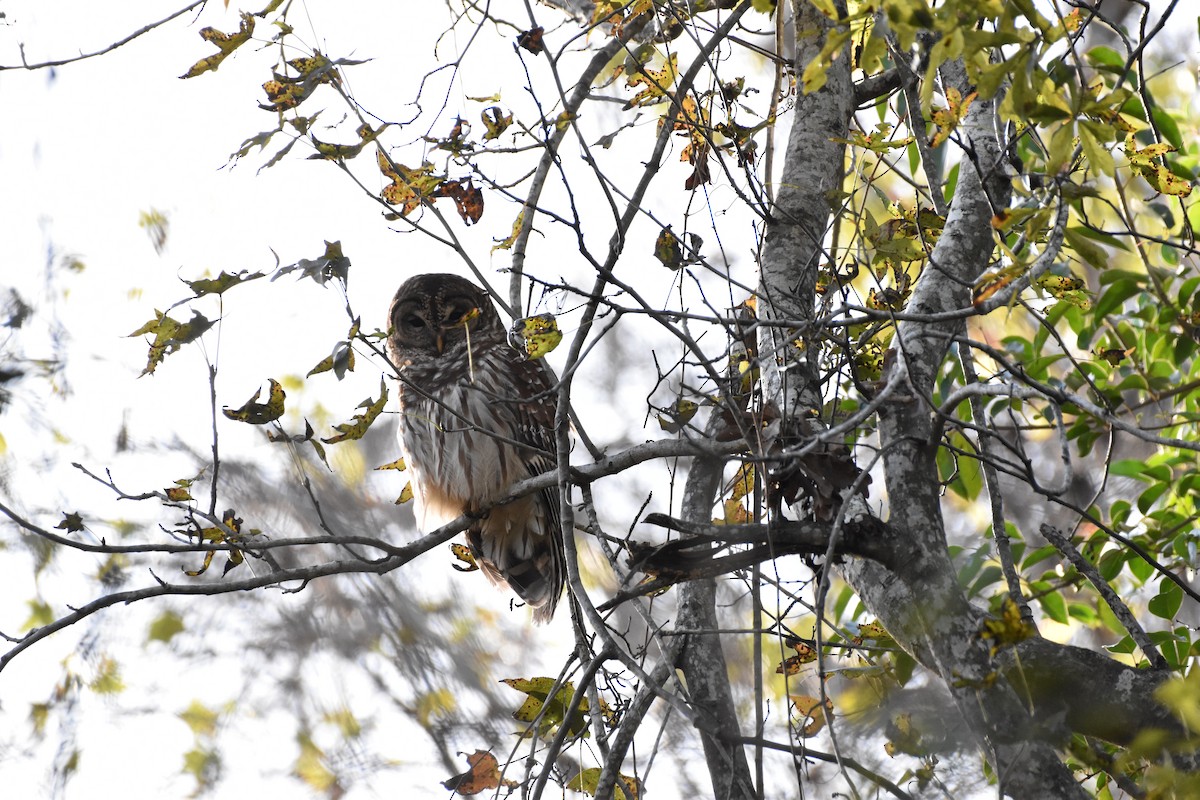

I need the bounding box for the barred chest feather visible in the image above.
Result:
[397,347,531,532]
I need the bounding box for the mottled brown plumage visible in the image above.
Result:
[386,273,563,622]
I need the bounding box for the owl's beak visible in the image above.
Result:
[435,331,445,354]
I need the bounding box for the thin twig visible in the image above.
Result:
[1,1,208,72]
[1039,523,1169,670]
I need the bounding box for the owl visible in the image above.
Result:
[386,273,564,623]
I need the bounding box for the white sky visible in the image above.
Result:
[0,2,621,797]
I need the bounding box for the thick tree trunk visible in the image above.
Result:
[754,5,1091,797]
[758,1,854,418]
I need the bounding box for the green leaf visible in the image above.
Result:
[1039,591,1068,625]
[1110,459,1152,479]
[1152,106,1183,150]
[1128,556,1154,583]
[1149,578,1184,620]
[1047,122,1077,175]
[1067,602,1098,626]
[1078,122,1115,177]
[1138,481,1170,514]
[1093,278,1144,322]
[1085,46,1125,70]
[1154,670,1200,732]
[1021,544,1058,570]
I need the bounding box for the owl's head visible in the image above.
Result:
[386,273,504,366]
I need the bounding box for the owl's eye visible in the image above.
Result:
[404,315,427,329]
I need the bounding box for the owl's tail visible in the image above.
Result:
[467,496,564,624]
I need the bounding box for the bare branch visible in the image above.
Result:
[0,2,208,72]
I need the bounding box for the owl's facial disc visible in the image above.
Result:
[388,300,435,358]
[432,295,483,353]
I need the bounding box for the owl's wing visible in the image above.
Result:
[466,349,566,624]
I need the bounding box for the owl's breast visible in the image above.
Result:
[397,364,529,530]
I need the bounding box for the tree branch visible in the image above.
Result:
[0,2,208,72]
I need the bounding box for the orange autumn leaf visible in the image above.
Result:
[441,750,514,795]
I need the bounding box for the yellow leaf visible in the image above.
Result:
[222,379,286,424]
[308,123,387,161]
[800,29,850,94]
[179,700,221,737]
[307,342,355,379]
[22,599,54,632]
[396,482,414,505]
[656,397,698,433]
[929,88,977,148]
[492,209,525,253]
[790,694,833,736]
[501,676,591,739]
[714,497,750,525]
[856,620,890,640]
[979,595,1035,655]
[1036,274,1084,297]
[184,550,216,577]
[729,464,755,502]
[374,457,406,471]
[147,611,185,644]
[776,639,817,674]
[323,378,387,443]
[510,313,563,359]
[450,543,479,572]
[180,13,255,79]
[971,267,1023,307]
[293,731,339,793]
[128,309,214,376]
[626,53,679,108]
[567,767,640,799]
[481,106,513,140]
[377,153,443,216]
[88,656,125,695]
[186,269,266,298]
[415,689,456,728]
[1149,164,1193,197]
[654,225,683,269]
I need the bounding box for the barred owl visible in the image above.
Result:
[386,273,563,623]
